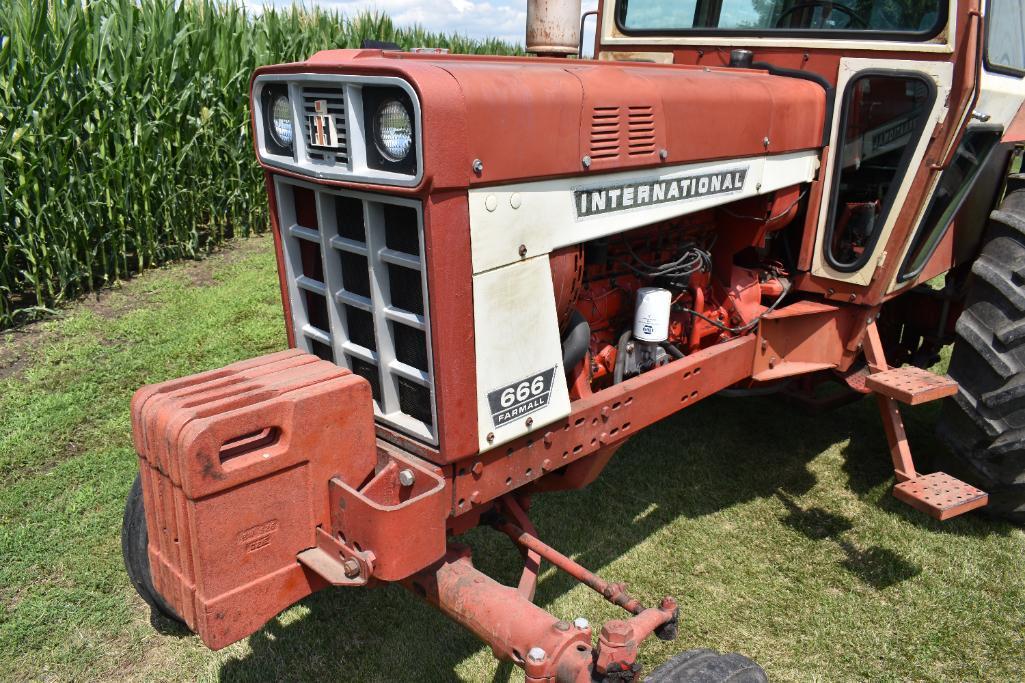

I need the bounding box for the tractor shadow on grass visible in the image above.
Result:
[214,392,976,681]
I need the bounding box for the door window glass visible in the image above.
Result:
[826,74,935,271]
[987,0,1025,75]
[897,129,1003,282]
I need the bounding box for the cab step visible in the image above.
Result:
[864,366,958,405]
[893,471,989,521]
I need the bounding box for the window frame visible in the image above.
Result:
[615,0,949,42]
[821,69,938,273]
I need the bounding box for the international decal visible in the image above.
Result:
[574,166,749,219]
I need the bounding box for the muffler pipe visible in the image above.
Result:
[526,0,582,56]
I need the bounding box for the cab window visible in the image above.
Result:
[825,73,935,271]
[987,0,1025,76]
[619,0,946,38]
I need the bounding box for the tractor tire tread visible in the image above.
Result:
[121,474,184,623]
[644,649,767,683]
[941,188,1025,523]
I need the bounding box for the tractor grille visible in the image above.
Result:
[273,177,436,443]
[301,85,349,165]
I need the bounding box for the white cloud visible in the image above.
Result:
[251,0,536,45]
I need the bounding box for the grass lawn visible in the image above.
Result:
[1,234,1023,682]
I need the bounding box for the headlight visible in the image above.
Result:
[374,99,413,162]
[269,94,294,149]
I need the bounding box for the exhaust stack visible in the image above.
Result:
[526,0,582,56]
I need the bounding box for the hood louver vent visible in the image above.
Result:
[628,106,656,157]
[589,105,658,162]
[590,106,621,160]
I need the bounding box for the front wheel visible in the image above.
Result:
[643,649,767,682]
[121,474,185,624]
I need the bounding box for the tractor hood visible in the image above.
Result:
[255,50,827,191]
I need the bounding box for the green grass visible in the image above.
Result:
[1,236,1023,681]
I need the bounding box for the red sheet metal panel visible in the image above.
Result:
[254,51,827,190]
[130,350,376,649]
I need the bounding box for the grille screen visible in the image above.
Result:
[275,179,436,443]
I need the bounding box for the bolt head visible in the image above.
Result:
[582,155,592,169]
[398,468,416,487]
[659,148,668,161]
[574,617,590,630]
[518,244,528,258]
[486,432,495,443]
[471,461,484,477]
[472,159,484,175]
[342,558,361,579]
[526,416,534,427]
[555,620,571,631]
[527,647,547,663]
[601,620,632,646]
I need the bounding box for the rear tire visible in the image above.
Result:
[643,649,767,682]
[939,188,1025,523]
[121,474,185,623]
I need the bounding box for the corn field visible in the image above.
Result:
[0,0,519,328]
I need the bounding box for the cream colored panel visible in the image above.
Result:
[473,256,571,453]
[598,51,674,64]
[469,151,819,275]
[810,58,953,287]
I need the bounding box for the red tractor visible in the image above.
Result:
[121,0,1025,679]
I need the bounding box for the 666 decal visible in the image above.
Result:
[487,367,557,428]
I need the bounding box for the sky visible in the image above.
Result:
[249,0,598,47]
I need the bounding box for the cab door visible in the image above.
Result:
[811,58,953,287]
[887,0,1025,291]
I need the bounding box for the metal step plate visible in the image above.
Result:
[893,472,988,521]
[865,366,958,405]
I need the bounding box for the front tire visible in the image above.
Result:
[644,649,767,682]
[939,188,1025,523]
[121,474,185,623]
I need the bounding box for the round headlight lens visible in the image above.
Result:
[374,99,413,162]
[269,94,294,148]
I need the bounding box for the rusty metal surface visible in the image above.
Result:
[893,472,989,521]
[451,335,756,516]
[252,53,827,190]
[131,350,377,650]
[864,366,958,405]
[752,300,856,381]
[526,0,581,55]
[329,443,448,581]
[404,547,595,681]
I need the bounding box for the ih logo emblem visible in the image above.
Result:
[308,99,340,149]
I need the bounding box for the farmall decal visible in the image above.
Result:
[575,166,749,219]
[488,368,557,428]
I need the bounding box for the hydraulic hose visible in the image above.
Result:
[613,329,633,385]
[562,309,591,372]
